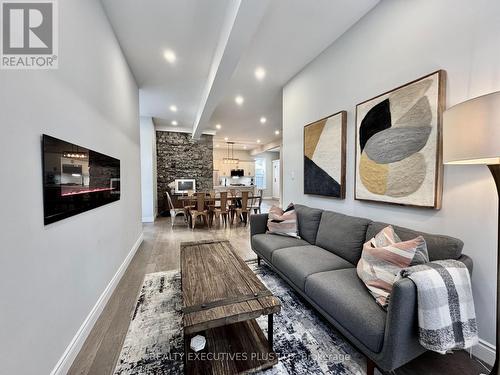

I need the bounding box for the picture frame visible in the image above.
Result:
[354,70,446,209]
[304,110,347,199]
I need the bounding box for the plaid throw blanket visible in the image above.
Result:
[397,259,479,354]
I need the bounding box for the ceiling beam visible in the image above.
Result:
[250,138,282,156]
[192,0,270,139]
[154,121,215,136]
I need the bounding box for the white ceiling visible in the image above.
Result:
[101,0,231,128]
[102,0,379,149]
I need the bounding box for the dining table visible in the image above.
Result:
[177,194,259,202]
[178,194,259,227]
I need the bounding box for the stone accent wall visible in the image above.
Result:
[156,131,213,213]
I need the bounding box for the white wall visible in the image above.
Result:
[140,117,157,222]
[283,0,500,362]
[0,1,142,374]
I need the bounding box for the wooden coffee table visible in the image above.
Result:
[180,240,281,374]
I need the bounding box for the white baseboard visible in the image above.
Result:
[472,338,495,366]
[262,196,273,200]
[50,233,144,375]
[142,216,155,223]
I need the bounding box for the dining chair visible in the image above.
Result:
[181,192,195,224]
[213,191,229,226]
[227,188,237,219]
[190,192,209,229]
[233,191,251,225]
[250,189,263,214]
[207,190,217,226]
[166,191,186,227]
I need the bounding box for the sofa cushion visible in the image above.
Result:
[315,211,372,264]
[366,222,463,261]
[272,245,354,291]
[305,269,387,353]
[251,233,308,261]
[295,204,323,244]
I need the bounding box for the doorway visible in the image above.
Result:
[272,159,280,200]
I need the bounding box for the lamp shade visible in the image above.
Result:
[443,91,500,165]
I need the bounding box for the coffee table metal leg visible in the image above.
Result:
[268,314,273,351]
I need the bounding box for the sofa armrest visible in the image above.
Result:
[378,277,425,370]
[458,254,473,275]
[250,214,268,236]
[379,255,473,370]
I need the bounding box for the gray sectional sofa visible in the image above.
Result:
[250,204,473,373]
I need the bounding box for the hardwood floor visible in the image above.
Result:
[69,199,490,375]
[68,200,276,375]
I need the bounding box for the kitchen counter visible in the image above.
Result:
[214,185,256,192]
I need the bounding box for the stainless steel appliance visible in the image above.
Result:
[230,169,244,177]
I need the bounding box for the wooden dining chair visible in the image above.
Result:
[227,188,237,219]
[166,191,186,227]
[185,190,196,208]
[250,189,263,214]
[190,192,209,229]
[213,192,229,226]
[181,192,195,224]
[206,190,218,226]
[233,191,251,225]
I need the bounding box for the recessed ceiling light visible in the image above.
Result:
[171,120,178,126]
[257,139,261,144]
[224,137,229,141]
[260,117,267,124]
[243,145,247,150]
[169,105,177,112]
[255,67,266,81]
[235,95,244,105]
[275,130,280,135]
[163,49,176,64]
[215,124,222,130]
[216,144,219,148]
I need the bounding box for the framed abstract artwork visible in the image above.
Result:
[304,111,346,198]
[355,70,446,208]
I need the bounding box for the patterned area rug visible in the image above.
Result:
[113,262,366,375]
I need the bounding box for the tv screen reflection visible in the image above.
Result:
[42,135,120,224]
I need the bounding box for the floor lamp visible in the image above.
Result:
[443,91,500,374]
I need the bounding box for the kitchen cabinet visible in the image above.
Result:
[213,160,255,177]
[222,163,232,177]
[214,185,255,193]
[245,161,255,177]
[242,161,255,177]
[214,160,227,176]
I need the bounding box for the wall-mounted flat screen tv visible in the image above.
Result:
[42,135,120,225]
